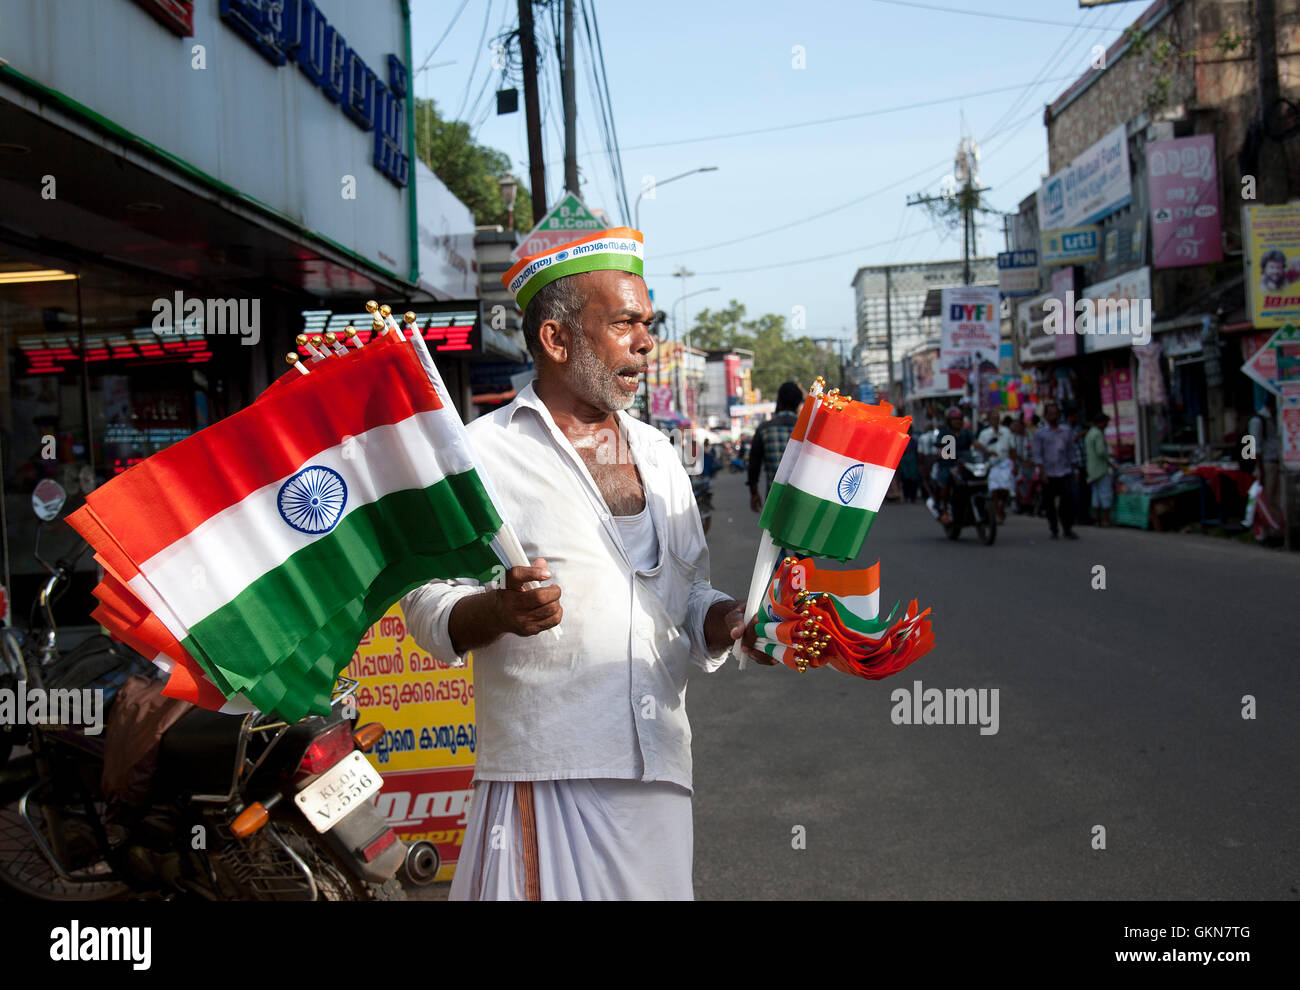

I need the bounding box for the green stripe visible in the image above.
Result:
[182,471,503,722]
[762,482,877,561]
[517,254,644,311]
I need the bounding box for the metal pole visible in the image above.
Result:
[518,0,547,223]
[562,0,578,194]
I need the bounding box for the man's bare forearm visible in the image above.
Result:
[448,590,504,655]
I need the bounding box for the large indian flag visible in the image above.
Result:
[69,331,507,722]
[759,399,911,561]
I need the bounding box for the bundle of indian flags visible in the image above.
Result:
[753,556,932,676]
[735,380,934,678]
[69,309,526,723]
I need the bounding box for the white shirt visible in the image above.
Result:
[978,424,1014,462]
[401,383,733,793]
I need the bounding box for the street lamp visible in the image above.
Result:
[634,166,719,230]
[498,175,519,230]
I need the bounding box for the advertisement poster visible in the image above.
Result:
[1082,266,1152,353]
[1243,203,1300,328]
[1281,401,1300,471]
[997,249,1039,296]
[1040,224,1101,266]
[1099,368,1137,448]
[1148,135,1223,269]
[350,602,478,883]
[1037,124,1132,231]
[939,285,1001,372]
[1241,323,1300,402]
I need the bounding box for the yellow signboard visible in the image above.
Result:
[348,602,477,883]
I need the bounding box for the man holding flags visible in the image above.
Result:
[401,228,770,900]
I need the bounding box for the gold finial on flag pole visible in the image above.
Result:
[297,333,326,361]
[322,331,348,356]
[365,300,379,314]
[372,316,386,335]
[344,325,364,348]
[286,352,309,376]
[379,304,392,319]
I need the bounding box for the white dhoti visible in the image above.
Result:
[449,778,694,900]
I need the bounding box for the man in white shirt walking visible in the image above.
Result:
[401,228,768,900]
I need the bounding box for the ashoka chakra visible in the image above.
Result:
[278,466,348,534]
[837,463,865,505]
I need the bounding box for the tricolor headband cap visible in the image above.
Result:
[503,227,644,312]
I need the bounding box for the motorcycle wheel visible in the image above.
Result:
[274,821,407,902]
[974,503,997,546]
[0,798,129,901]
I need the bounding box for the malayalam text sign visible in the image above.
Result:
[1148,135,1223,269]
[1243,203,1300,328]
[939,285,1001,372]
[350,602,478,882]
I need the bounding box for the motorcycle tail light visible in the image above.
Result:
[298,721,355,776]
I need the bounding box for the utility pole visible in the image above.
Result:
[518,0,546,223]
[562,0,579,194]
[884,267,894,403]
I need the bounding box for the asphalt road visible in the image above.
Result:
[690,469,1300,899]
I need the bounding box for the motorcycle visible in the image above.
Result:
[0,483,411,900]
[926,449,997,545]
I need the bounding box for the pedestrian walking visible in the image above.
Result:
[1030,400,1080,539]
[747,381,804,512]
[1066,406,1092,525]
[1085,412,1116,526]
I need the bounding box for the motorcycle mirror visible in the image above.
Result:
[32,479,67,522]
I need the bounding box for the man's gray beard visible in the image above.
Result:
[566,326,635,412]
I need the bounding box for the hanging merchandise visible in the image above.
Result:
[1134,339,1167,405]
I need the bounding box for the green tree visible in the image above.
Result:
[412,97,533,232]
[688,301,840,399]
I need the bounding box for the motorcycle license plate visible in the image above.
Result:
[293,750,382,833]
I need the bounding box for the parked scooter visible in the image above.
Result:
[0,483,409,900]
[926,449,998,545]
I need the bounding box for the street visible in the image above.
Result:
[691,469,1299,899]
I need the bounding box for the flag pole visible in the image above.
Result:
[390,307,562,641]
[733,378,824,668]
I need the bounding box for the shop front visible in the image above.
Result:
[0,0,419,624]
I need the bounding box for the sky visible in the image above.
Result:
[410,0,1140,347]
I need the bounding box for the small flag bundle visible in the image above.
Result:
[69,308,520,723]
[735,380,922,666]
[758,385,912,560]
[753,556,933,677]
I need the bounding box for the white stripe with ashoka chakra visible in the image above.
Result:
[786,440,895,513]
[130,405,475,630]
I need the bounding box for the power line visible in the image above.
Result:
[417,0,472,74]
[647,226,954,278]
[454,0,495,121]
[866,0,1110,30]
[586,0,631,222]
[659,103,1043,258]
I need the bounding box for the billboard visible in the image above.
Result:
[1040,225,1101,266]
[349,602,478,882]
[939,286,1001,372]
[997,250,1040,297]
[1243,203,1300,328]
[1037,124,1132,231]
[3,0,413,278]
[1082,266,1152,353]
[1148,135,1223,269]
